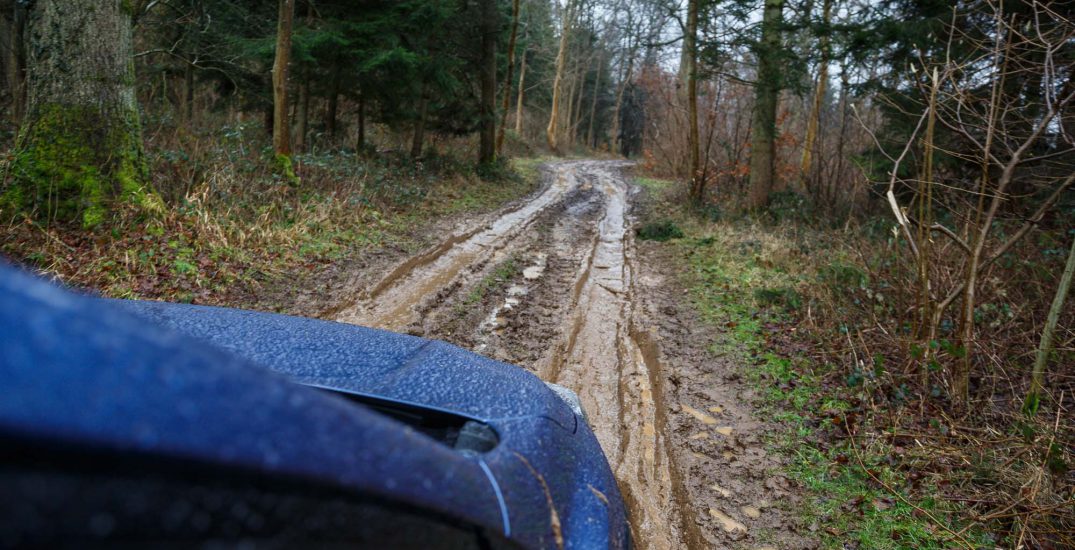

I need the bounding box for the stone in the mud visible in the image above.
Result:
[681,403,717,425]
[710,484,732,498]
[742,505,762,519]
[709,508,747,535]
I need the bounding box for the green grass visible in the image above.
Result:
[635,176,675,192]
[645,183,988,549]
[463,255,520,306]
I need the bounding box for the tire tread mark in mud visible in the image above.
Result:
[335,167,580,331]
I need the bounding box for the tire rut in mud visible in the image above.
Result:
[335,161,697,549]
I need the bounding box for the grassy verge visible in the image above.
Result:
[636,177,990,549]
[1,148,540,305]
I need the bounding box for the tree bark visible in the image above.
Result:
[570,54,590,148]
[6,0,151,228]
[609,36,637,155]
[748,0,784,209]
[496,0,521,155]
[357,87,366,152]
[478,0,498,166]
[272,0,294,156]
[7,1,26,123]
[1024,233,1075,415]
[182,59,195,125]
[514,48,527,134]
[799,0,831,189]
[586,53,603,148]
[296,73,310,153]
[412,85,429,159]
[325,58,341,138]
[686,0,702,205]
[546,0,574,153]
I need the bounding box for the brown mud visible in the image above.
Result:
[288,161,810,549]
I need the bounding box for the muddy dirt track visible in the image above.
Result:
[331,161,810,550]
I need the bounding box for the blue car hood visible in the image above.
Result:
[107,299,577,432]
[0,263,628,549]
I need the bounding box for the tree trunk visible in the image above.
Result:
[6,0,151,228]
[182,59,195,125]
[569,55,589,148]
[357,87,366,151]
[562,57,578,148]
[296,73,310,153]
[7,2,26,123]
[1024,233,1075,415]
[514,49,527,134]
[546,0,574,153]
[326,59,341,138]
[478,0,498,166]
[496,0,521,155]
[799,0,831,190]
[586,54,603,148]
[412,85,429,159]
[686,0,702,205]
[747,0,784,209]
[609,40,636,155]
[272,0,294,156]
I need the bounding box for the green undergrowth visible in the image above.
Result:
[636,176,989,549]
[1,142,540,305]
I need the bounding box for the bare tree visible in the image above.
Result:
[876,1,1075,409]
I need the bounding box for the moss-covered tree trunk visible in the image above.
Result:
[5,0,151,228]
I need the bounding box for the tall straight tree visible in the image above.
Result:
[748,0,785,209]
[6,0,26,123]
[514,46,528,134]
[272,0,294,157]
[478,0,499,166]
[547,0,576,153]
[5,0,152,228]
[799,0,832,187]
[496,0,522,155]
[685,0,701,205]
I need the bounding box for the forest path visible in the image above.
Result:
[332,161,803,549]
[333,160,693,548]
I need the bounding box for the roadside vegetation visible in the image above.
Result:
[2,138,536,306]
[637,175,1073,548]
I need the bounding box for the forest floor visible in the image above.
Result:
[257,159,817,549]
